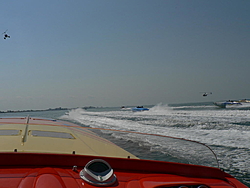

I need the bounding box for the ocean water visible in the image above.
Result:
[1,102,249,186]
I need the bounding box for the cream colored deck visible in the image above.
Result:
[0,117,137,159]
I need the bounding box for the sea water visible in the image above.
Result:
[1,102,249,186]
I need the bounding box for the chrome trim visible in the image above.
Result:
[80,159,116,186]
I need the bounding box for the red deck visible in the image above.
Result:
[0,152,247,188]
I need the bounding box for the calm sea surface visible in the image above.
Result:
[1,102,249,186]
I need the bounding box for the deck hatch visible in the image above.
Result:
[0,130,20,136]
[31,130,75,139]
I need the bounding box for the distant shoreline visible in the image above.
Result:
[0,106,97,114]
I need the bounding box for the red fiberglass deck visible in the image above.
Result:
[0,117,247,188]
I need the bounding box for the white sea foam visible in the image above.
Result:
[63,105,250,149]
[62,103,250,177]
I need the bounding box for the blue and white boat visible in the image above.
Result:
[214,99,250,108]
[132,106,149,112]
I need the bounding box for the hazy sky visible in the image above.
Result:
[1,0,250,110]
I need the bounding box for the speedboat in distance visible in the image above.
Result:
[214,99,250,108]
[131,106,149,112]
[120,106,131,110]
[0,116,247,187]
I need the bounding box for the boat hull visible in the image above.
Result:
[0,117,247,187]
[132,107,149,112]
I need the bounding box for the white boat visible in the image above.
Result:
[214,99,250,108]
[120,106,131,110]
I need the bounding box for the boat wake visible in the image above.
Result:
[61,103,250,185]
[61,105,250,148]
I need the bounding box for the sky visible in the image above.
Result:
[0,0,250,110]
